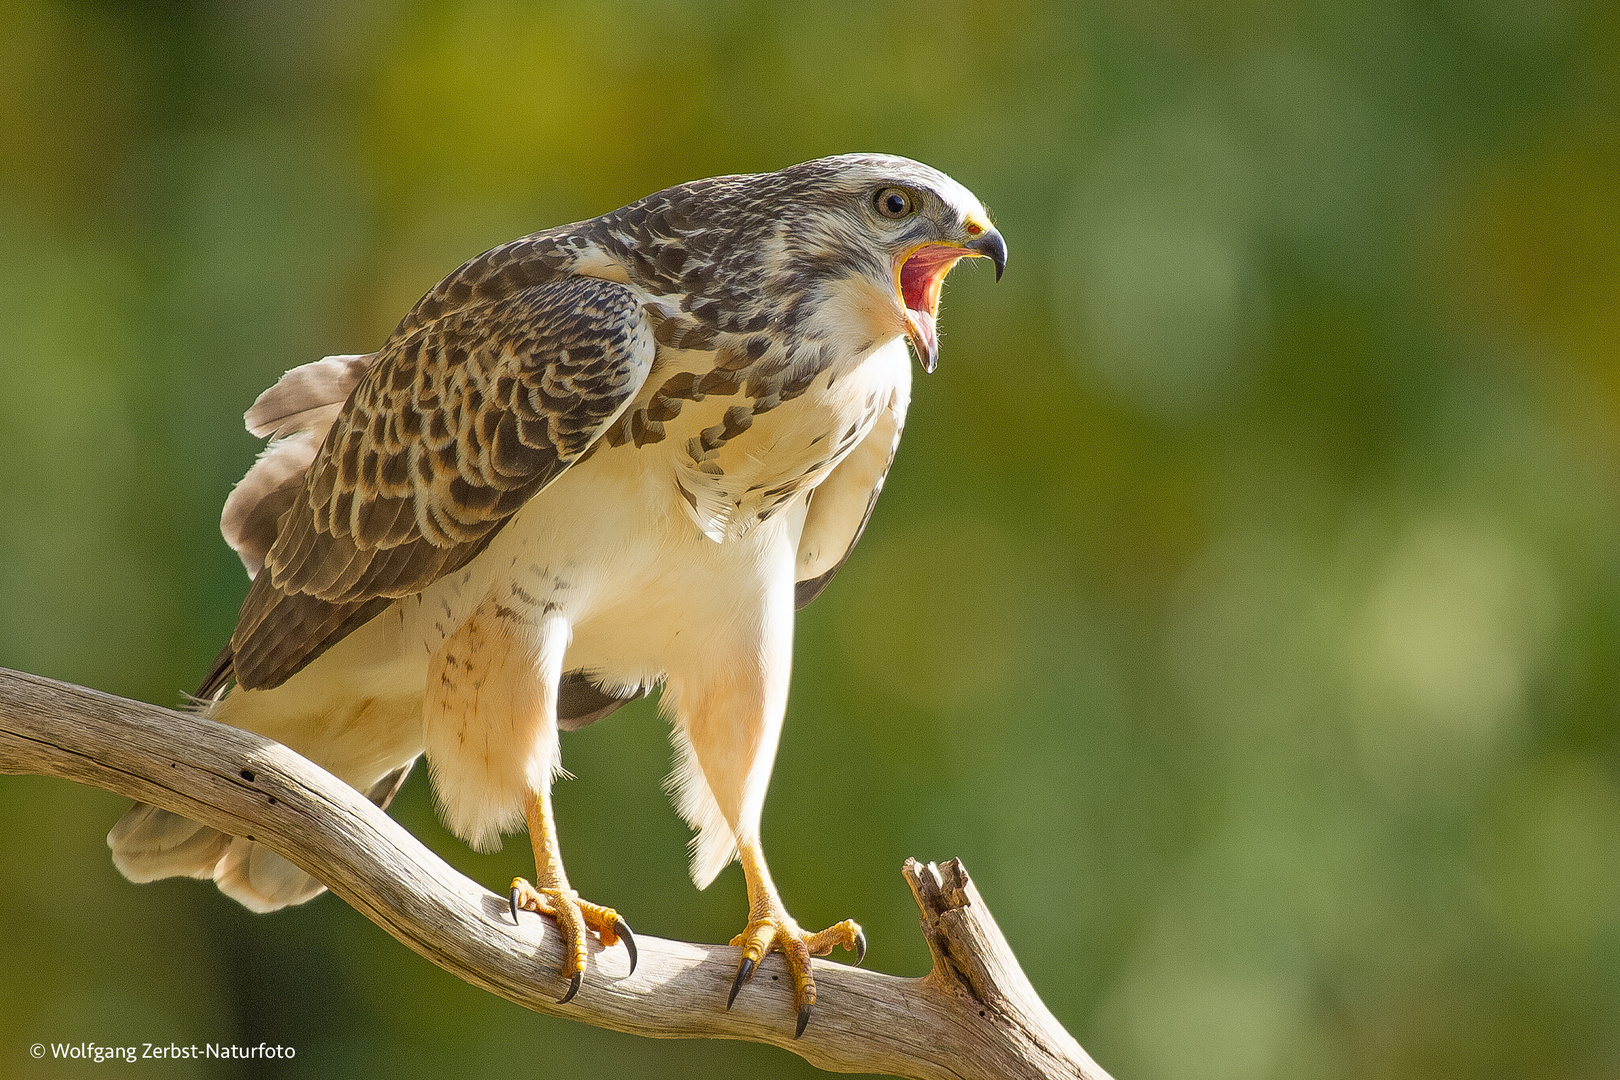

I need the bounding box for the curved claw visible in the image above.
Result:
[795,1003,812,1040]
[558,970,582,1005]
[510,885,522,925]
[727,955,756,1010]
[853,928,867,967]
[615,916,638,975]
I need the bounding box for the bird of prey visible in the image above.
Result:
[109,154,1005,1035]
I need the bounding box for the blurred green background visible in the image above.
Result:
[2,0,1618,1077]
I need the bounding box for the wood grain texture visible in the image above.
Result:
[0,667,1111,1080]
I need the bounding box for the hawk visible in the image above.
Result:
[109,154,1005,1035]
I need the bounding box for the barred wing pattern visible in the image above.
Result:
[228,275,657,691]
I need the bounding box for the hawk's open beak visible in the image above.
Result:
[899,226,1007,373]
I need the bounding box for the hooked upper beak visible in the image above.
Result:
[966,227,1008,281]
[898,224,1008,374]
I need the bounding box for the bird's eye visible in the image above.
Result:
[873,187,914,219]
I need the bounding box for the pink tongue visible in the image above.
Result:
[905,308,939,372]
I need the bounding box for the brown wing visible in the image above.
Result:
[227,275,657,691]
[793,389,909,608]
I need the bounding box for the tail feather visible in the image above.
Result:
[214,838,326,913]
[221,353,373,579]
[108,758,418,912]
[107,804,232,883]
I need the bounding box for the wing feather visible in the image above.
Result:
[228,275,657,690]
[244,354,374,439]
[221,356,377,578]
[794,388,909,608]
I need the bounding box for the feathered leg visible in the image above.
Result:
[670,562,862,1036]
[424,595,635,1001]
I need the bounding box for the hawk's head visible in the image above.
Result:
[624,154,1006,373]
[771,154,1007,373]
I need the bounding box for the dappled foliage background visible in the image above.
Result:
[2,1,1619,1077]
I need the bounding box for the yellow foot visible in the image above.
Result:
[509,878,638,1002]
[727,909,866,1038]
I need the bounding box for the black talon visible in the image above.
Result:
[558,970,582,1005]
[615,917,638,975]
[727,956,756,1010]
[853,929,867,967]
[510,886,522,925]
[795,1003,811,1040]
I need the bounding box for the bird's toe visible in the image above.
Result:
[509,878,636,1000]
[726,911,863,1037]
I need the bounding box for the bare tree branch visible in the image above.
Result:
[0,667,1111,1080]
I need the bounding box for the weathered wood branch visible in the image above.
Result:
[0,668,1110,1080]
